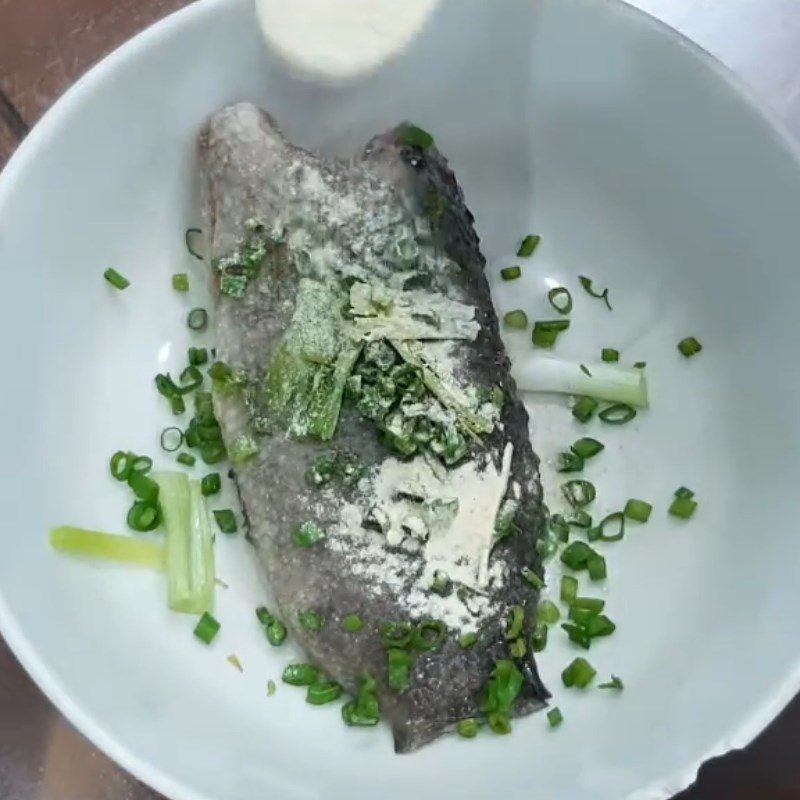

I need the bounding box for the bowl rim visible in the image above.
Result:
[1,1,800,798]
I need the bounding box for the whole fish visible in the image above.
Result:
[199,102,548,751]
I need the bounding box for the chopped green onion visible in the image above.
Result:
[547,707,564,727]
[282,663,319,686]
[547,287,573,315]
[172,273,189,292]
[380,621,413,648]
[267,620,287,646]
[292,521,325,547]
[572,597,606,613]
[387,648,413,691]
[505,605,525,639]
[401,124,434,150]
[501,266,522,281]
[509,637,527,658]
[556,451,584,473]
[341,676,381,727]
[130,456,152,475]
[160,427,184,453]
[517,235,541,257]
[193,612,220,644]
[587,554,607,581]
[592,511,625,542]
[560,575,578,604]
[457,718,479,738]
[568,510,592,529]
[342,614,364,633]
[413,619,447,651]
[562,657,597,688]
[188,347,209,366]
[580,364,592,377]
[578,276,612,310]
[187,307,208,331]
[560,541,595,570]
[569,606,599,626]
[49,526,165,569]
[561,623,591,649]
[669,496,698,519]
[298,610,324,632]
[531,621,548,652]
[185,228,203,260]
[503,309,529,329]
[266,679,277,696]
[110,451,133,481]
[170,394,186,415]
[126,500,160,532]
[488,712,511,735]
[103,268,130,290]
[307,680,342,705]
[128,472,160,503]
[522,567,545,590]
[678,336,702,358]
[634,361,646,369]
[572,396,598,423]
[179,365,204,393]
[601,348,619,363]
[532,319,570,348]
[200,473,221,496]
[624,498,652,522]
[599,403,637,424]
[571,437,604,459]
[599,675,624,690]
[561,479,596,508]
[538,600,561,625]
[675,486,695,499]
[213,509,237,534]
[586,614,616,638]
[550,514,570,542]
[459,631,478,648]
[200,441,227,465]
[176,452,196,467]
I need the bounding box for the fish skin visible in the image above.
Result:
[199,102,548,752]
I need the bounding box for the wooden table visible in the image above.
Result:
[1,1,799,798]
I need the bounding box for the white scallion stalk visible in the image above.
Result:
[512,356,649,409]
[154,472,215,613]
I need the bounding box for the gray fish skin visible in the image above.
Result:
[199,102,548,752]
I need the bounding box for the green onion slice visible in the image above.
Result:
[677,336,702,358]
[578,275,612,310]
[177,452,196,467]
[413,619,447,651]
[556,451,584,473]
[503,309,529,329]
[387,648,413,691]
[547,287,573,315]
[561,480,596,508]
[172,273,189,292]
[160,427,184,453]
[179,365,204,393]
[298,610,324,632]
[571,437,604,459]
[200,473,221,496]
[458,718,479,738]
[193,611,220,644]
[669,496,698,519]
[517,235,541,257]
[380,621,413,648]
[282,663,319,686]
[601,348,619,363]
[598,675,624,690]
[537,600,560,625]
[560,575,578,603]
[292,521,325,547]
[307,680,343,705]
[560,541,595,571]
[599,403,637,424]
[128,472,160,503]
[401,124,434,150]
[459,631,478,648]
[103,268,130,290]
[188,347,209,366]
[342,614,364,633]
[624,498,652,522]
[531,621,548,652]
[547,707,564,728]
[572,396,598,423]
[110,450,133,481]
[505,605,525,640]
[187,307,208,331]
[591,511,625,542]
[185,228,203,260]
[675,486,695,499]
[501,266,522,281]
[49,526,165,569]
[213,509,238,533]
[561,657,597,688]
[587,554,607,581]
[561,623,591,649]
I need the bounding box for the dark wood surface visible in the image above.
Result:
[1,1,798,798]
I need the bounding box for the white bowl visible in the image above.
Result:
[2,1,800,798]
